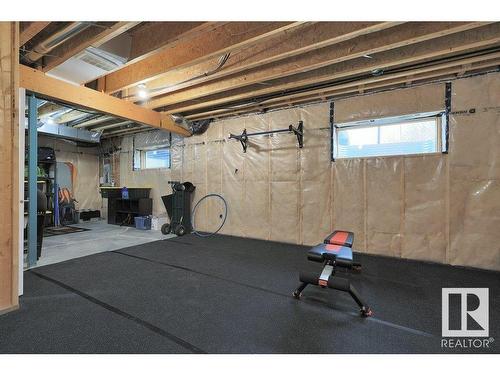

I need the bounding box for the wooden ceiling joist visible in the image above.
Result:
[93,120,134,131]
[41,22,140,72]
[127,22,218,62]
[184,54,500,120]
[73,115,114,128]
[19,22,51,47]
[102,21,306,94]
[37,102,64,118]
[123,21,400,102]
[89,22,222,90]
[101,125,150,138]
[19,65,191,136]
[148,21,491,110]
[162,24,500,116]
[55,109,91,124]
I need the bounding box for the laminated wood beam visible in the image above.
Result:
[19,65,191,136]
[148,22,490,110]
[102,22,305,94]
[123,22,400,101]
[161,23,500,115]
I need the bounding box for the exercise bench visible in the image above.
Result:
[293,230,373,317]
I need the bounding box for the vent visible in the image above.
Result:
[77,46,126,72]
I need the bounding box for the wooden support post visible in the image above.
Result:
[0,21,20,314]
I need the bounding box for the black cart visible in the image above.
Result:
[161,181,195,236]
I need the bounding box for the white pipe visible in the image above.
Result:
[18,89,26,296]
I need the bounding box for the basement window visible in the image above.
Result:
[133,147,171,170]
[332,111,447,160]
[133,130,172,170]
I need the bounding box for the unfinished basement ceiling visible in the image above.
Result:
[18,21,500,138]
[47,32,133,84]
[35,98,144,140]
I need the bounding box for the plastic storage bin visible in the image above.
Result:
[134,216,152,230]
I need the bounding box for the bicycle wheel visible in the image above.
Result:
[191,194,228,237]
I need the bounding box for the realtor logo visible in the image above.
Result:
[442,288,489,337]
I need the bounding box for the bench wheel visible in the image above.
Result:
[361,307,373,317]
[161,223,171,235]
[292,290,302,299]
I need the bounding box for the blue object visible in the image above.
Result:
[28,95,38,267]
[134,216,151,230]
[54,183,59,227]
[121,187,129,199]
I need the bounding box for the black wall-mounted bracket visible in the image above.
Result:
[229,121,304,153]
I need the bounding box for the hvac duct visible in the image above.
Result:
[26,118,101,143]
[24,22,92,63]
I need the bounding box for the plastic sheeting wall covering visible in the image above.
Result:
[118,73,500,271]
[38,137,102,212]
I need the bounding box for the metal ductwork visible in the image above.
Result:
[171,114,192,131]
[26,118,101,143]
[24,22,92,63]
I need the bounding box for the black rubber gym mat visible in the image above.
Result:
[0,271,191,354]
[1,234,498,353]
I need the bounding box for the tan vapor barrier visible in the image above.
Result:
[334,83,448,259]
[183,130,209,232]
[240,115,271,240]
[335,84,446,123]
[333,158,365,250]
[268,109,302,244]
[402,155,447,264]
[116,73,499,271]
[39,137,101,211]
[448,74,500,270]
[220,117,246,237]
[203,122,225,234]
[365,157,403,257]
[119,134,173,217]
[299,105,332,246]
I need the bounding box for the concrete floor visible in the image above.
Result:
[32,220,173,268]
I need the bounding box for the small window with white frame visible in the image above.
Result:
[133,147,171,170]
[332,111,448,160]
[133,130,172,170]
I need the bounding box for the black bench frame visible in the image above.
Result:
[293,231,372,317]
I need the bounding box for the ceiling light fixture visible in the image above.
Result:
[137,83,148,99]
[371,68,384,77]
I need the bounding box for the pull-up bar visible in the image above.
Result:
[229,121,304,153]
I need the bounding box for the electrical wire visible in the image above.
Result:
[122,53,231,100]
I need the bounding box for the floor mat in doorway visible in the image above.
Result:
[43,226,91,237]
